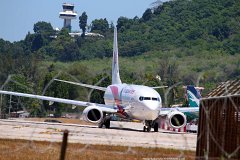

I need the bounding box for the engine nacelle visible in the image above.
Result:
[82,106,103,123]
[166,111,187,129]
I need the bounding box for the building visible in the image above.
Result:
[59,3,77,31]
[196,79,240,159]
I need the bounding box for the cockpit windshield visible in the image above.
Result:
[144,97,151,100]
[139,96,160,102]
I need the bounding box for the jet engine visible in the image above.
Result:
[166,111,187,129]
[82,106,103,123]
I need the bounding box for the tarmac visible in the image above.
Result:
[0,119,197,150]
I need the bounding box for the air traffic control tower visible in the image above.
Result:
[59,3,77,31]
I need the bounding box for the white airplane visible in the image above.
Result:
[0,28,199,132]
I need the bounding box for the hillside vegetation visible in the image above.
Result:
[0,0,239,116]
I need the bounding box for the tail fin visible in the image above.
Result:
[112,28,122,84]
[187,86,202,107]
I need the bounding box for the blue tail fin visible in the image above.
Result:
[187,86,202,107]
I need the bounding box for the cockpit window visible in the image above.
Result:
[139,97,160,101]
[143,97,151,100]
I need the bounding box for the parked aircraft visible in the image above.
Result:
[0,28,200,132]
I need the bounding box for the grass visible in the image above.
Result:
[0,138,195,160]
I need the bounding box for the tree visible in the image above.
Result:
[31,34,44,51]
[79,12,88,37]
[91,18,109,35]
[153,4,164,15]
[117,17,132,31]
[90,74,110,104]
[157,57,181,106]
[59,42,80,62]
[1,74,35,115]
[31,21,55,51]
[42,70,78,117]
[48,28,74,61]
[33,21,54,35]
[142,8,153,21]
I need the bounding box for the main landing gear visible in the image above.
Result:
[143,120,159,132]
[98,113,111,129]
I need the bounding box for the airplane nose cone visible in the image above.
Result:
[130,101,161,121]
[143,100,161,110]
[143,102,161,120]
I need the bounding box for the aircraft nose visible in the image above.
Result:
[144,101,160,110]
[143,102,160,120]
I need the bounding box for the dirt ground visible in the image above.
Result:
[0,138,195,160]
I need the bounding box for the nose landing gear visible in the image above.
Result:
[143,125,151,132]
[143,120,159,132]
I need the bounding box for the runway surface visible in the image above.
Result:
[0,119,197,150]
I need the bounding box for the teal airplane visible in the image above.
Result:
[159,85,202,128]
[184,85,202,121]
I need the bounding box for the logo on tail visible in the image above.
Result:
[187,86,202,107]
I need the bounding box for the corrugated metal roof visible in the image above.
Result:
[207,79,240,97]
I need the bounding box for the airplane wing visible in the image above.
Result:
[0,90,117,113]
[54,79,107,91]
[151,86,168,89]
[159,107,199,116]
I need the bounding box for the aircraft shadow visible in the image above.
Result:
[109,126,143,132]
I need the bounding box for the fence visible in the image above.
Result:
[196,95,240,159]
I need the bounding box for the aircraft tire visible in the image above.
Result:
[102,116,111,129]
[143,126,151,132]
[98,122,103,128]
[143,126,146,132]
[104,118,110,129]
[147,126,151,132]
[154,122,159,132]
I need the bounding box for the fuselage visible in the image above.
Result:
[104,84,162,121]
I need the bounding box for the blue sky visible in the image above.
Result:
[0,0,160,42]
